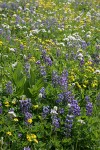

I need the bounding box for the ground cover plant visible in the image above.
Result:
[0,0,100,149]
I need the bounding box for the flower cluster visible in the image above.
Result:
[19,98,32,124]
[5,81,13,94]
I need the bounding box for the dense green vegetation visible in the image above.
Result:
[0,0,100,149]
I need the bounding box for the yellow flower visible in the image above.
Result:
[33,105,39,109]
[69,75,75,82]
[31,134,37,139]
[6,132,12,136]
[29,57,35,62]
[27,135,32,142]
[34,139,38,144]
[27,118,32,124]
[87,61,92,65]
[4,101,10,107]
[83,85,87,88]
[26,134,37,142]
[12,98,16,104]
[0,41,3,46]
[91,80,98,88]
[14,118,18,122]
[75,82,82,89]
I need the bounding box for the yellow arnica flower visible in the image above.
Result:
[4,101,10,107]
[34,139,38,144]
[31,134,37,139]
[6,132,12,136]
[29,57,35,62]
[27,134,37,142]
[14,118,18,122]
[27,118,32,124]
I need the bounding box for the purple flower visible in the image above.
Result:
[70,100,81,116]
[58,108,64,114]
[58,93,64,100]
[51,115,60,129]
[56,93,64,103]
[18,133,22,138]
[64,91,73,103]
[43,106,50,114]
[40,87,45,98]
[64,114,74,137]
[6,81,13,94]
[52,71,59,86]
[40,66,46,76]
[45,56,52,66]
[24,112,32,124]
[52,118,60,128]
[24,147,31,150]
[19,99,31,114]
[59,70,68,90]
[86,102,93,116]
[24,63,30,78]
[81,40,87,49]
[80,59,84,67]
[36,60,41,65]
[85,96,90,102]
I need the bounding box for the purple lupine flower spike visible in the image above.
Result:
[6,81,13,94]
[86,101,93,116]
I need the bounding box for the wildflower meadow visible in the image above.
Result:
[0,0,100,149]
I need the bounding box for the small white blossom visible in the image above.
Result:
[53,106,58,111]
[12,62,17,68]
[78,119,85,124]
[8,111,16,117]
[50,109,58,115]
[94,70,100,74]
[68,103,71,108]
[38,93,43,98]
[9,48,16,52]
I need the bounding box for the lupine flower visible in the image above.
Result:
[42,106,50,118]
[58,108,64,114]
[40,66,46,76]
[43,106,50,114]
[80,59,84,67]
[36,60,41,65]
[19,99,31,113]
[39,87,45,98]
[45,56,52,66]
[24,147,31,150]
[24,62,30,78]
[70,100,81,116]
[6,81,13,94]
[59,70,68,90]
[64,114,74,137]
[85,96,90,102]
[56,93,64,103]
[51,115,60,129]
[81,40,87,49]
[24,112,32,124]
[52,71,59,86]
[86,101,93,116]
